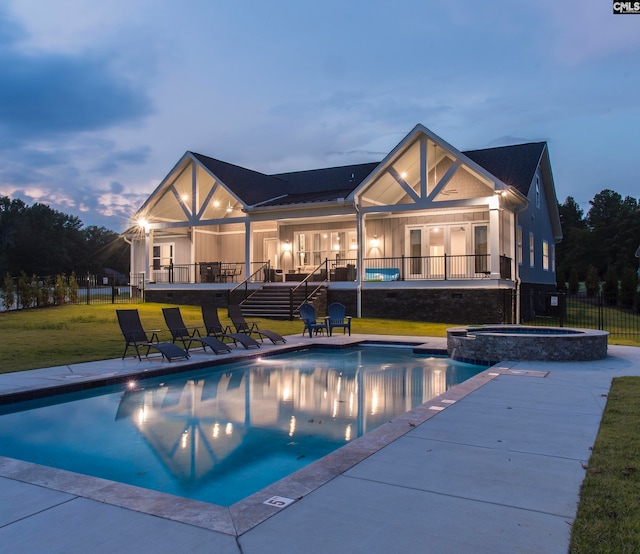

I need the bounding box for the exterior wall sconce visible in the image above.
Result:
[282,240,292,252]
[370,236,379,248]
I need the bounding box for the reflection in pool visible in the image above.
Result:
[0,346,484,506]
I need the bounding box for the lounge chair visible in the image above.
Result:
[201,304,261,349]
[162,307,231,355]
[326,302,352,336]
[299,303,328,338]
[228,304,287,344]
[116,309,189,361]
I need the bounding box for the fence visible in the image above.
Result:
[0,273,143,311]
[527,292,640,338]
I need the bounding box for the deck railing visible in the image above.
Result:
[146,255,513,285]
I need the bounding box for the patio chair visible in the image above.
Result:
[116,309,189,361]
[326,302,352,336]
[299,302,328,338]
[162,307,231,355]
[228,304,287,344]
[201,304,261,349]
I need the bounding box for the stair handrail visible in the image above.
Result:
[289,259,329,320]
[228,262,270,304]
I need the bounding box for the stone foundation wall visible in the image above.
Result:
[329,288,511,325]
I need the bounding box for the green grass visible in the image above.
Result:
[570,377,640,553]
[529,298,640,345]
[0,303,456,373]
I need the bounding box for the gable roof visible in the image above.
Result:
[190,152,289,206]
[463,142,546,197]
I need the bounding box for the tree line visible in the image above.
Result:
[556,188,640,309]
[0,196,129,278]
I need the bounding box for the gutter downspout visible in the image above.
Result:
[355,200,363,318]
[514,201,528,324]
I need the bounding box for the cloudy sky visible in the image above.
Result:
[0,0,638,232]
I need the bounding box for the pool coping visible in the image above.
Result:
[0,335,511,537]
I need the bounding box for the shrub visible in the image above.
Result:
[568,268,580,294]
[69,272,79,303]
[2,273,15,311]
[602,266,619,306]
[54,274,67,305]
[620,267,638,310]
[17,272,35,308]
[585,265,600,297]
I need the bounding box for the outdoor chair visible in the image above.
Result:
[201,304,261,349]
[162,307,231,355]
[228,304,287,344]
[299,302,328,338]
[116,309,189,361]
[326,302,352,336]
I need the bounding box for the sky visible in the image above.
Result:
[0,0,638,232]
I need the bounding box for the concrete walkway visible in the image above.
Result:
[0,336,639,553]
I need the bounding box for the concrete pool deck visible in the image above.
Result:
[0,334,639,553]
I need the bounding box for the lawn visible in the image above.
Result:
[570,377,640,553]
[0,303,456,373]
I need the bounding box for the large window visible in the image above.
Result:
[542,240,549,271]
[293,230,356,268]
[517,226,522,265]
[529,233,535,268]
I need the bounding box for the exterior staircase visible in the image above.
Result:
[239,284,327,319]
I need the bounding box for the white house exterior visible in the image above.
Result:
[125,124,562,323]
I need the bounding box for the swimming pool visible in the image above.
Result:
[0,345,485,506]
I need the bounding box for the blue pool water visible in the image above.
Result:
[0,346,485,506]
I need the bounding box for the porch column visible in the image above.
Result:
[245,220,251,278]
[489,198,501,279]
[144,228,152,284]
[356,208,364,318]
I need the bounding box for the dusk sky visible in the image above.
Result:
[0,0,638,232]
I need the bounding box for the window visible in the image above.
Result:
[535,177,540,209]
[517,226,522,265]
[529,233,535,267]
[152,243,173,270]
[542,240,549,271]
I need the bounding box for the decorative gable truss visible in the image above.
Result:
[135,153,247,231]
[352,125,509,212]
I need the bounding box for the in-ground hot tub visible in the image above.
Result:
[447,325,609,363]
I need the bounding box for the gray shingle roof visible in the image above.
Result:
[191,142,546,207]
[463,142,546,196]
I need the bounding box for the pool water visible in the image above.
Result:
[0,346,485,506]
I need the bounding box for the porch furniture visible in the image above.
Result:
[116,309,189,361]
[199,262,222,283]
[201,304,261,349]
[162,307,231,354]
[364,267,400,281]
[299,302,328,338]
[228,304,287,344]
[326,302,352,336]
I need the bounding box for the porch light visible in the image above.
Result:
[226,202,233,213]
[137,218,150,232]
[213,200,220,208]
[282,240,292,252]
[181,194,189,202]
[370,236,379,248]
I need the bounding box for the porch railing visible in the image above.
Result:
[150,261,267,284]
[145,255,513,285]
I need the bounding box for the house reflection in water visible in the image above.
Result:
[118,349,477,486]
